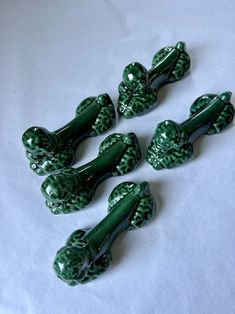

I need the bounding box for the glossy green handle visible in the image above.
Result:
[146,92,234,169]
[117,41,190,118]
[22,94,116,175]
[53,181,156,285]
[41,132,141,214]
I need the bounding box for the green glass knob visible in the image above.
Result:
[22,94,116,176]
[53,181,156,285]
[146,92,234,170]
[117,41,190,118]
[41,132,141,214]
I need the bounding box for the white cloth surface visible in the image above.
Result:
[1,0,235,313]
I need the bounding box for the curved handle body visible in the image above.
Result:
[22,94,116,175]
[117,41,190,118]
[53,181,156,285]
[41,132,141,214]
[146,92,234,170]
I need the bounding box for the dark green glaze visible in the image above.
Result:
[117,41,190,118]
[22,94,116,176]
[146,92,234,169]
[53,181,156,285]
[41,133,141,214]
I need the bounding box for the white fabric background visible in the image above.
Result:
[1,0,235,313]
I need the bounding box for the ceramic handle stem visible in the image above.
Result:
[148,48,180,85]
[74,140,128,185]
[55,101,101,144]
[85,188,142,253]
[180,95,228,141]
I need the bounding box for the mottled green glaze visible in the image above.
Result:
[41,133,141,214]
[22,94,116,175]
[53,181,156,285]
[146,92,234,169]
[117,41,190,118]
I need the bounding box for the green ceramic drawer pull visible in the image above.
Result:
[53,181,156,285]
[22,94,116,176]
[41,132,141,214]
[146,92,234,170]
[117,41,190,118]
